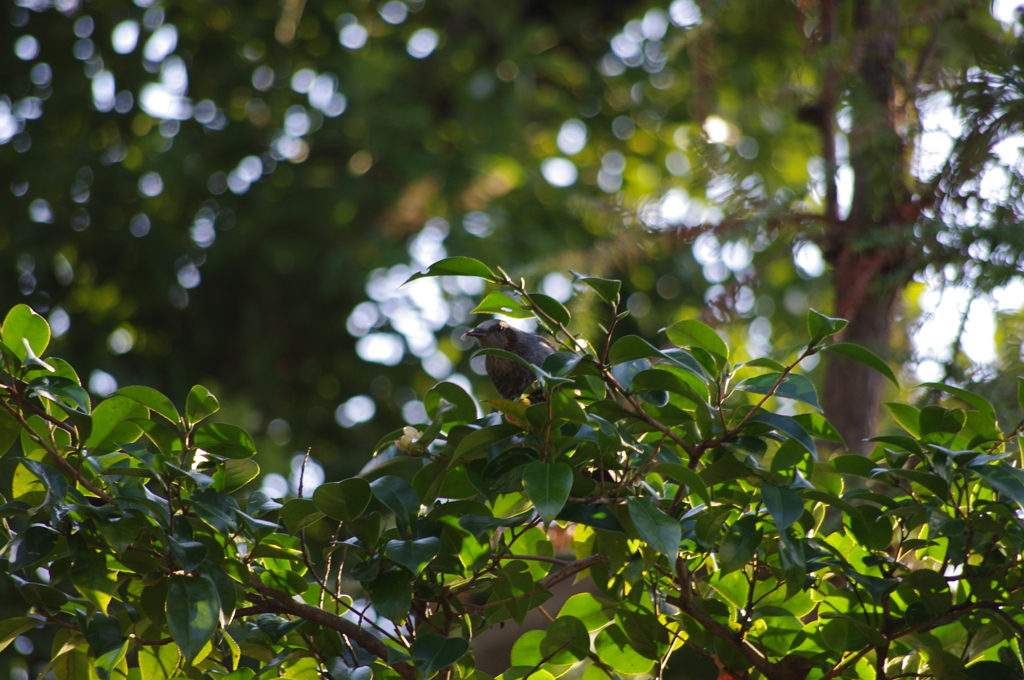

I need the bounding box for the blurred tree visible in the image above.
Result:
[1,0,1022,491]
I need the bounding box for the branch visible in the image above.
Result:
[249,579,417,680]
[668,558,814,680]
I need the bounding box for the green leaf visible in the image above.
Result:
[664,319,729,364]
[366,569,412,622]
[115,385,180,424]
[885,403,921,437]
[918,382,997,424]
[594,624,655,674]
[313,478,372,522]
[735,372,821,411]
[185,385,220,425]
[718,515,762,575]
[370,476,421,535]
[259,568,308,595]
[528,293,571,327]
[166,575,220,664]
[871,468,949,499]
[557,593,616,631]
[626,497,681,559]
[95,640,129,680]
[280,498,324,533]
[557,503,624,532]
[653,463,710,505]
[807,309,848,344]
[138,642,182,680]
[570,271,621,304]
[540,616,590,663]
[777,530,807,598]
[969,463,1024,511]
[747,411,817,459]
[1018,377,1024,414]
[194,423,256,459]
[761,483,804,530]
[424,382,478,423]
[385,537,441,574]
[28,375,91,412]
[522,461,573,523]
[0,617,41,654]
[220,458,260,492]
[2,304,50,361]
[7,524,58,571]
[821,343,898,387]
[470,290,532,318]
[406,257,499,283]
[0,409,20,457]
[411,633,470,673]
[454,422,521,457]
[85,396,144,449]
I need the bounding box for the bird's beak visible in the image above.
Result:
[462,329,482,339]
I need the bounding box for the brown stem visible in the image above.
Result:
[250,579,417,680]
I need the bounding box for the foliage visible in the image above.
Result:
[3,258,1024,680]
[4,0,1024,485]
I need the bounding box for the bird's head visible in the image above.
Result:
[463,319,516,350]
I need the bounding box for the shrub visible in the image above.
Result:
[1,258,1023,680]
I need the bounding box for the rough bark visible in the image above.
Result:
[821,0,908,455]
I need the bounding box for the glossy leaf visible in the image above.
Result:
[570,271,621,304]
[370,476,421,534]
[385,537,441,574]
[718,515,763,575]
[735,372,821,411]
[522,461,573,523]
[424,382,478,423]
[194,423,257,459]
[761,483,804,530]
[747,411,817,458]
[115,385,180,424]
[664,319,729,364]
[166,575,220,664]
[821,343,899,387]
[807,309,848,343]
[280,498,324,533]
[411,633,470,673]
[627,497,681,559]
[185,385,220,425]
[918,382,997,424]
[594,624,655,674]
[313,478,372,522]
[2,304,50,361]
[470,290,532,318]
[405,257,499,283]
[528,292,571,327]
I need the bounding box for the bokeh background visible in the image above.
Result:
[2,0,1024,507]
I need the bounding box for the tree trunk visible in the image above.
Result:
[821,0,908,455]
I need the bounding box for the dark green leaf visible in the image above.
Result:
[220,458,260,492]
[735,372,821,411]
[28,375,90,412]
[627,497,681,559]
[594,624,655,674]
[166,575,220,664]
[367,569,413,622]
[424,382,478,424]
[370,476,421,535]
[522,461,573,523]
[718,515,762,575]
[385,537,441,574]
[411,633,470,673]
[405,257,499,283]
[777,530,807,598]
[528,293,571,327]
[313,478,372,522]
[556,503,624,532]
[747,411,817,459]
[653,464,710,505]
[85,396,143,449]
[280,498,324,533]
[194,423,257,459]
[821,343,898,387]
[969,463,1024,510]
[761,483,804,530]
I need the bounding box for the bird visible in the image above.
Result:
[463,319,557,401]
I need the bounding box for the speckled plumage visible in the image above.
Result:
[464,319,557,400]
